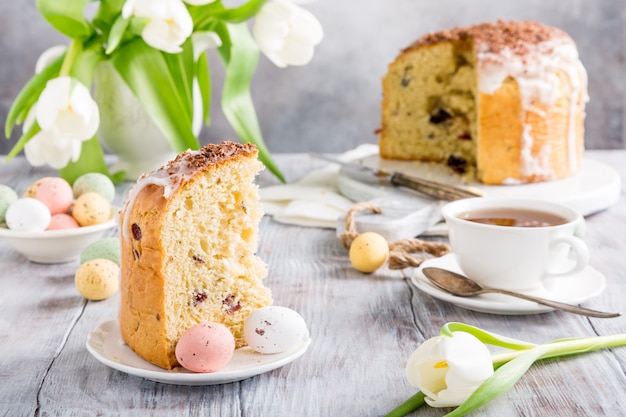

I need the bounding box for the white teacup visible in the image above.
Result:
[441,197,589,292]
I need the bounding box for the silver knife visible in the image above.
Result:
[310,153,483,201]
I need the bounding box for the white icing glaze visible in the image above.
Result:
[477,36,588,178]
[120,149,202,241]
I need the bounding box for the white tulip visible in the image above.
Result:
[406,331,494,407]
[252,0,323,68]
[24,76,99,169]
[24,130,82,169]
[122,0,193,54]
[35,45,67,74]
[36,76,100,141]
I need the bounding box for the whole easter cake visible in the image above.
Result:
[379,20,588,185]
[118,141,272,370]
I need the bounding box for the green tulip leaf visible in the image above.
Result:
[219,23,285,182]
[5,123,41,162]
[196,51,212,125]
[442,322,537,351]
[110,39,199,153]
[92,0,125,33]
[36,0,93,39]
[162,40,195,123]
[106,15,130,55]
[190,0,267,29]
[4,54,64,138]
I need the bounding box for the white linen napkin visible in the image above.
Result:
[260,144,446,238]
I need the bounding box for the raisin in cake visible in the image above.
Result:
[379,20,588,185]
[118,142,272,370]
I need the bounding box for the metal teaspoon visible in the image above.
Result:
[422,267,621,318]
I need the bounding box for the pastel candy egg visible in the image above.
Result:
[72,192,111,226]
[80,237,121,266]
[175,322,235,373]
[0,184,18,223]
[349,232,389,273]
[244,306,309,354]
[74,258,120,300]
[73,173,115,202]
[47,213,80,230]
[23,177,52,198]
[5,198,51,231]
[35,177,74,215]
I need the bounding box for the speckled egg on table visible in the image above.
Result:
[5,198,51,231]
[72,192,111,226]
[73,173,115,203]
[0,184,18,223]
[74,258,120,300]
[80,237,121,266]
[243,306,309,354]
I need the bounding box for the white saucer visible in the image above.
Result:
[338,154,621,216]
[411,254,606,315]
[86,320,312,385]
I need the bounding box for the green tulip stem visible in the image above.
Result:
[60,39,81,77]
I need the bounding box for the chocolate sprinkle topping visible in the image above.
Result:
[403,20,572,56]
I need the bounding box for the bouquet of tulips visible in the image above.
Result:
[5,0,323,183]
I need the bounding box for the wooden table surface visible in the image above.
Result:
[1,151,626,417]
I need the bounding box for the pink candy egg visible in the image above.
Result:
[47,213,80,230]
[35,177,73,215]
[175,322,235,373]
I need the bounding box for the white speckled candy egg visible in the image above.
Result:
[5,198,51,231]
[74,258,120,300]
[72,192,111,226]
[0,184,18,223]
[73,173,115,202]
[80,237,121,266]
[244,306,309,354]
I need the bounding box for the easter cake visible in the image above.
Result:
[118,142,272,370]
[379,20,588,185]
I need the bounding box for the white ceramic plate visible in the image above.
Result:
[410,254,606,315]
[86,320,312,385]
[337,154,621,216]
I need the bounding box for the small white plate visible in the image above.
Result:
[338,154,621,216]
[411,254,606,315]
[86,320,312,385]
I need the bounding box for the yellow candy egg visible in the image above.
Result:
[72,192,111,226]
[75,258,120,300]
[349,232,389,273]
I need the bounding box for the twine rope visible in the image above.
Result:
[339,203,451,269]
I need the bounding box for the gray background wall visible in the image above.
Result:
[1,0,625,156]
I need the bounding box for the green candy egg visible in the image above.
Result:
[80,237,121,266]
[0,184,18,223]
[73,173,115,203]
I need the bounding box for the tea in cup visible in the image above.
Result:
[441,197,588,292]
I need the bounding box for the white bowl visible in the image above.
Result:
[0,208,118,264]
